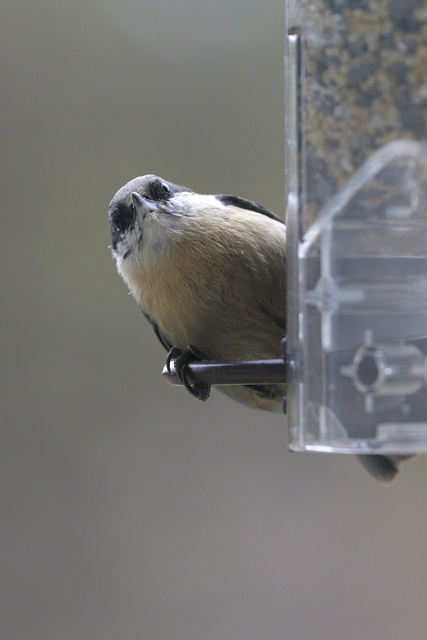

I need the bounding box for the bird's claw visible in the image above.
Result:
[166,345,211,401]
[166,347,182,374]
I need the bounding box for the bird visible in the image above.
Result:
[108,173,412,482]
[108,174,287,411]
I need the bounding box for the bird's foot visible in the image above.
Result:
[166,345,211,401]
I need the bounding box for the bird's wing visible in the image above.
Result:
[216,194,287,333]
[215,194,284,224]
[140,308,173,351]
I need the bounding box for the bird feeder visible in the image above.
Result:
[285,0,427,455]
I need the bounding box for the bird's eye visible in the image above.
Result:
[150,179,173,201]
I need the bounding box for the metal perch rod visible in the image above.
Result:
[162,358,289,387]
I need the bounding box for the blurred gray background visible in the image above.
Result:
[2,1,427,639]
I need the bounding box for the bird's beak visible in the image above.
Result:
[131,192,159,223]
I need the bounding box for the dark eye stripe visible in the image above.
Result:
[149,179,173,201]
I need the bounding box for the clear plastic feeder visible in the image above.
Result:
[285,0,427,454]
